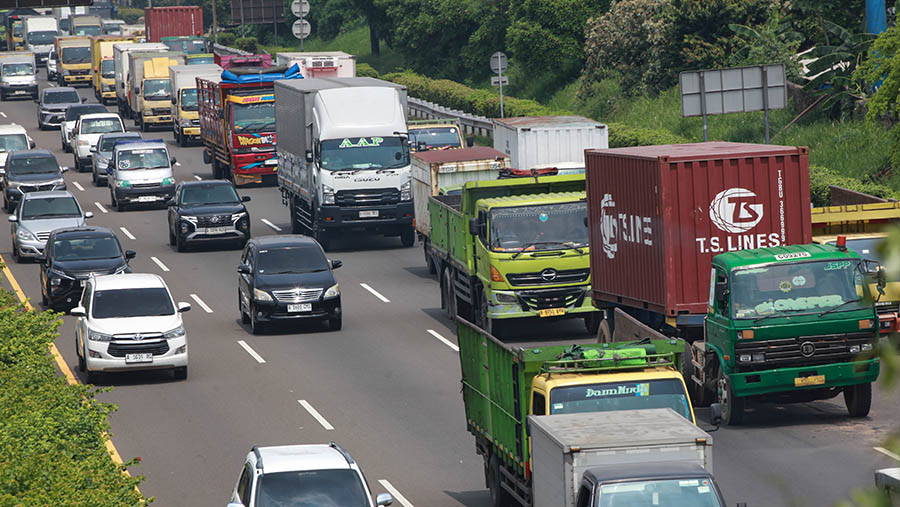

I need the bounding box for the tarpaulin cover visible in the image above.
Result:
[221,63,302,83]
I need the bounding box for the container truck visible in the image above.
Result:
[457,318,697,507]
[215,53,271,70]
[0,52,37,100]
[198,64,302,187]
[144,7,203,42]
[55,36,91,86]
[91,35,134,104]
[169,63,221,146]
[275,77,414,250]
[113,42,167,118]
[129,52,186,131]
[23,16,57,66]
[585,142,882,425]
[70,15,101,37]
[493,116,607,173]
[273,51,355,78]
[529,409,721,507]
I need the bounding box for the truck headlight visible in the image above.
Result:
[324,283,340,298]
[162,177,174,186]
[253,288,273,302]
[117,180,131,188]
[322,184,335,205]
[495,292,517,303]
[77,139,89,147]
[162,326,185,339]
[181,119,192,127]
[400,180,411,201]
[88,330,113,342]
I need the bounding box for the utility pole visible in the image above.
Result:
[211,0,217,43]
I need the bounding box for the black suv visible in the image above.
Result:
[237,235,342,334]
[167,179,251,251]
[38,226,135,310]
[2,150,67,212]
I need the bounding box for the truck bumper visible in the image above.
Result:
[115,185,175,205]
[318,202,414,234]
[488,285,596,320]
[63,75,91,85]
[101,91,116,100]
[143,114,173,125]
[182,127,200,137]
[1,84,37,97]
[731,359,879,398]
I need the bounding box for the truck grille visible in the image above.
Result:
[517,287,586,311]
[507,268,589,287]
[335,188,400,207]
[734,333,875,371]
[197,215,231,227]
[107,339,169,357]
[131,182,159,189]
[272,288,323,303]
[69,69,89,75]
[20,183,56,193]
[152,108,170,116]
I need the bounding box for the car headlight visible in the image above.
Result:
[324,283,340,298]
[322,184,335,205]
[51,178,65,189]
[49,267,72,279]
[117,180,131,188]
[88,330,113,342]
[253,288,273,302]
[162,326,185,339]
[162,177,174,186]
[400,180,411,201]
[96,155,109,167]
[180,215,197,224]
[114,264,128,274]
[16,228,36,241]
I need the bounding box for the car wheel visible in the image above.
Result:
[168,226,176,246]
[41,286,49,307]
[173,366,188,380]
[175,232,187,252]
[250,304,266,335]
[239,291,250,324]
[85,368,98,384]
[328,314,342,331]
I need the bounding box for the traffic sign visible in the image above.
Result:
[292,19,311,39]
[491,76,509,86]
[290,0,310,18]
[490,52,507,74]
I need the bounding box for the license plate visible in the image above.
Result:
[265,159,278,166]
[137,196,157,203]
[360,210,379,218]
[794,375,825,387]
[288,303,312,313]
[203,227,229,234]
[538,308,566,317]
[125,353,153,364]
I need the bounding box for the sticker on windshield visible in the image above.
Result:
[118,159,130,169]
[552,403,563,411]
[539,213,549,222]
[792,275,806,287]
[339,137,383,148]
[779,280,792,292]
[585,383,649,398]
[130,149,154,154]
[825,261,852,271]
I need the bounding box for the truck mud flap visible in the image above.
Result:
[498,463,531,507]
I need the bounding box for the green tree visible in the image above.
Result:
[352,0,389,56]
[728,7,802,81]
[857,25,900,168]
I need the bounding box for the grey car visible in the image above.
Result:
[9,191,92,263]
[2,150,68,213]
[36,87,83,130]
[91,131,141,186]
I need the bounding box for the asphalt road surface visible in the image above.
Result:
[0,75,897,507]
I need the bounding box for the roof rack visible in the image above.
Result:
[329,441,355,465]
[540,351,676,375]
[252,446,263,470]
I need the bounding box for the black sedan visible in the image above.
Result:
[237,235,342,334]
[167,180,251,252]
[38,226,135,310]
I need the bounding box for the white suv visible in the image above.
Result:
[72,273,191,383]
[72,112,124,172]
[228,443,393,507]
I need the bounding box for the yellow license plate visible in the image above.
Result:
[538,308,566,317]
[794,375,825,387]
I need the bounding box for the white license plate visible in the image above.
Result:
[137,196,157,203]
[359,210,379,218]
[203,227,229,234]
[287,303,312,313]
[265,159,278,166]
[125,353,153,364]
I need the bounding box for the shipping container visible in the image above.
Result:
[215,53,271,70]
[585,142,812,318]
[274,51,356,78]
[493,116,608,171]
[144,6,203,42]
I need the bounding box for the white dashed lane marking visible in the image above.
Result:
[119,227,135,240]
[261,218,282,232]
[427,329,459,352]
[150,256,170,272]
[298,400,334,430]
[378,480,414,507]
[72,181,84,191]
[189,294,213,313]
[360,283,390,303]
[237,340,265,363]
[94,202,108,213]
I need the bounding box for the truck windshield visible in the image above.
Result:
[117,148,169,170]
[319,136,410,171]
[61,46,91,64]
[490,202,588,252]
[2,63,33,76]
[73,25,101,36]
[409,126,462,150]
[27,31,57,45]
[186,56,214,65]
[100,59,114,78]
[255,469,368,507]
[596,478,723,507]
[731,260,869,319]
[180,88,198,111]
[143,79,171,101]
[549,379,693,421]
[232,102,275,133]
[59,19,70,32]
[0,134,28,152]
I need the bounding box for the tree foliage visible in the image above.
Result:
[728,6,802,81]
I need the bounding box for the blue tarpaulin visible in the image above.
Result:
[866,0,887,35]
[221,63,303,84]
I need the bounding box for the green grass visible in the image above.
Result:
[261,25,405,76]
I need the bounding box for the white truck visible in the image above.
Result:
[492,116,608,173]
[53,7,87,35]
[275,77,413,250]
[23,16,58,67]
[528,408,723,507]
[113,42,167,119]
[274,51,356,78]
[0,52,37,101]
[168,63,221,146]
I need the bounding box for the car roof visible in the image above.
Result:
[66,104,106,115]
[181,179,232,188]
[252,444,354,474]
[43,86,77,95]
[114,140,166,151]
[8,149,54,159]
[251,235,320,249]
[22,190,76,200]
[92,273,166,291]
[0,123,27,135]
[584,462,712,484]
[79,112,121,121]
[50,226,116,240]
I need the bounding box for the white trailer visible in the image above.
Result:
[274,51,356,78]
[113,42,167,118]
[492,116,608,172]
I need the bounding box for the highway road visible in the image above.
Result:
[0,75,898,507]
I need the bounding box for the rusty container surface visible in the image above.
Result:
[585,142,812,318]
[144,7,203,42]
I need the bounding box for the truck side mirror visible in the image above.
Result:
[714,281,728,307]
[466,135,474,147]
[876,265,887,294]
[468,217,479,236]
[171,96,176,104]
[305,150,313,163]
[417,141,427,152]
[81,97,86,103]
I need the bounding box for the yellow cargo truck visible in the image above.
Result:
[55,36,91,86]
[90,35,134,104]
[130,54,185,131]
[169,63,220,146]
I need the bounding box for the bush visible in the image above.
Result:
[356,63,379,78]
[0,290,147,504]
[809,165,898,207]
[606,121,690,147]
[235,37,258,53]
[118,7,144,25]
[216,32,236,47]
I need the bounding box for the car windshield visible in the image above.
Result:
[319,136,410,171]
[549,379,693,422]
[2,62,33,76]
[82,117,122,134]
[27,30,57,44]
[255,469,368,507]
[0,134,28,152]
[21,196,80,219]
[61,45,91,64]
[143,78,171,100]
[8,156,59,175]
[52,236,121,261]
[92,287,174,318]
[410,126,462,150]
[731,260,870,319]
[45,90,79,104]
[596,478,724,507]
[232,101,275,133]
[99,135,138,151]
[66,106,106,121]
[59,19,70,32]
[181,184,239,205]
[186,57,214,65]
[180,88,198,111]
[117,148,169,170]
[73,25,101,36]
[490,202,588,253]
[100,59,114,78]
[257,245,329,274]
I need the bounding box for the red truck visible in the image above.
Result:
[144,6,203,42]
[198,65,301,186]
[215,53,272,70]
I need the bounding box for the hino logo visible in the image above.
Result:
[800,341,816,357]
[709,188,764,233]
[540,269,557,282]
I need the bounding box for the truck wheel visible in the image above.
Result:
[442,269,456,321]
[597,319,612,343]
[479,290,505,339]
[488,454,513,507]
[844,382,872,418]
[400,228,415,247]
[424,244,436,275]
[718,371,744,425]
[584,312,601,335]
[213,160,223,179]
[682,341,712,408]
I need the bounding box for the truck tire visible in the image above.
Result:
[584,312,601,335]
[424,243,436,275]
[479,289,505,339]
[682,341,712,408]
[597,319,612,343]
[400,227,415,247]
[488,454,514,507]
[844,382,872,418]
[718,370,744,425]
[442,269,456,321]
[213,159,224,179]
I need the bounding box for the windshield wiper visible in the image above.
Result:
[562,241,585,254]
[818,298,864,318]
[752,308,808,324]
[510,242,564,259]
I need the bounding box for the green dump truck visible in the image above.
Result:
[457,318,695,507]
[430,173,599,337]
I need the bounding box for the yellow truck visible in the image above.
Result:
[812,201,900,333]
[408,118,470,152]
[90,35,134,104]
[131,54,185,131]
[168,63,220,146]
[55,36,91,87]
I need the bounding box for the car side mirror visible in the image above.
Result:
[166,198,176,207]
[81,97,86,103]
[330,259,342,270]
[84,211,93,219]
[170,157,176,165]
[376,493,394,506]
[70,306,86,317]
[90,146,97,153]
[177,302,191,313]
[237,264,251,275]
[28,138,35,148]
[60,166,69,173]
[125,250,136,260]
[468,217,479,236]
[466,135,474,147]
[241,195,251,202]
[710,402,722,426]
[7,215,16,222]
[305,150,313,163]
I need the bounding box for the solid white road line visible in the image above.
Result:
[237,340,266,364]
[426,329,459,352]
[875,446,900,462]
[190,294,213,313]
[298,400,335,431]
[378,480,414,507]
[94,202,108,213]
[193,175,202,181]
[118,227,135,240]
[150,256,170,272]
[360,283,390,303]
[261,218,282,232]
[72,181,84,191]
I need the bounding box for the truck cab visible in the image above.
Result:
[23,17,58,66]
[161,36,206,55]
[169,64,220,147]
[55,36,91,86]
[0,52,37,100]
[69,15,101,37]
[408,119,470,152]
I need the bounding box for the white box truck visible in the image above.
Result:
[492,116,608,172]
[0,51,37,100]
[113,42,167,119]
[23,16,58,66]
[274,51,356,78]
[275,77,413,250]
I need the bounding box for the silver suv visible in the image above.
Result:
[9,190,92,262]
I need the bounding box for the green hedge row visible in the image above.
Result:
[809,165,899,207]
[0,289,147,505]
[606,122,690,148]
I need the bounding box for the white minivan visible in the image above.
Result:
[107,139,176,211]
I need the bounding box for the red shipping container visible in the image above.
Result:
[585,142,812,318]
[144,6,204,42]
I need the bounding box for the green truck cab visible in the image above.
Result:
[686,242,882,425]
[457,318,694,507]
[429,173,599,337]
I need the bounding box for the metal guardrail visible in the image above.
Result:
[407,97,494,138]
[211,43,259,57]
